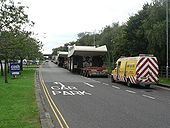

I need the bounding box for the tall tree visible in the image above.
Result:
[143,0,167,66]
[0,0,30,83]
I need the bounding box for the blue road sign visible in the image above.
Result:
[10,63,21,76]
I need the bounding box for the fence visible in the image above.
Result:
[159,66,170,77]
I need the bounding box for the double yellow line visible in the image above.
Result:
[39,71,69,128]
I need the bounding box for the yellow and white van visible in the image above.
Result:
[111,54,159,87]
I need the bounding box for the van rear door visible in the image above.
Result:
[136,57,159,84]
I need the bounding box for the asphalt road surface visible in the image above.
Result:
[39,61,170,128]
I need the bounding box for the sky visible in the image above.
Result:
[19,0,152,54]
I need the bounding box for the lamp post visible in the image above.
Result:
[93,30,96,46]
[166,0,169,78]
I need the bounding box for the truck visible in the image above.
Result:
[67,45,108,77]
[54,51,68,68]
[111,54,159,87]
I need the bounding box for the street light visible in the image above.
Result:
[166,0,169,78]
[93,30,96,46]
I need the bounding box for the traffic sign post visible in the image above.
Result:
[10,63,21,78]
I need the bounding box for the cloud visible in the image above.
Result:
[19,0,152,54]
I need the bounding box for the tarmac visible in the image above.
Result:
[35,70,55,128]
[35,70,170,128]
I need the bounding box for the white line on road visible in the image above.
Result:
[125,90,136,94]
[83,77,101,83]
[83,82,94,88]
[103,83,109,86]
[91,79,101,83]
[112,85,120,89]
[142,94,156,100]
[54,82,59,84]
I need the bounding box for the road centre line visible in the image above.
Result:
[103,83,109,86]
[93,80,101,83]
[89,79,101,83]
[125,90,136,94]
[142,94,156,100]
[112,85,120,89]
[85,77,101,83]
[39,73,69,128]
[83,82,94,88]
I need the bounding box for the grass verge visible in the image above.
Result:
[159,77,170,86]
[23,64,39,68]
[0,68,41,128]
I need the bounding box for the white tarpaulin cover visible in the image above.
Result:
[68,45,107,57]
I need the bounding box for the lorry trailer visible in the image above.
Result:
[67,45,108,77]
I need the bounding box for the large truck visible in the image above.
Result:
[67,45,108,77]
[111,54,159,87]
[55,51,68,68]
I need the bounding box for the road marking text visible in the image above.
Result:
[51,82,92,96]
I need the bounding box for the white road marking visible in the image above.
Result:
[83,77,101,83]
[83,82,94,88]
[91,79,101,83]
[142,94,156,100]
[103,83,109,86]
[112,85,120,89]
[54,82,59,84]
[52,82,92,96]
[126,90,136,94]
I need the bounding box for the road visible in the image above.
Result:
[39,61,170,128]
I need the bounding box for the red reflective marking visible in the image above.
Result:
[136,57,144,67]
[136,58,148,73]
[148,59,159,72]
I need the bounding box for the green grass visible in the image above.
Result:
[23,64,39,68]
[0,68,41,128]
[159,77,170,86]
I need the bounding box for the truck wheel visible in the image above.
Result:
[86,72,89,77]
[82,71,85,76]
[111,76,115,83]
[127,79,132,87]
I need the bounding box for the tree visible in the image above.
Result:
[142,0,167,66]
[9,30,42,70]
[125,4,150,56]
[51,0,167,69]
[0,0,30,83]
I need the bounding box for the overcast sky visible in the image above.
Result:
[19,0,152,54]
